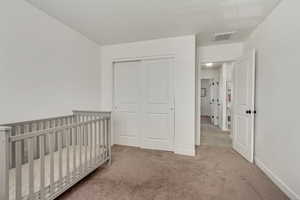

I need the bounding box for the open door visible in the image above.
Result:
[233,49,256,163]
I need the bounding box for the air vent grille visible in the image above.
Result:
[214,32,235,41]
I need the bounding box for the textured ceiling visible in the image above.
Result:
[26,0,281,45]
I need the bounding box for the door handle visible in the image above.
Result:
[246,110,257,114]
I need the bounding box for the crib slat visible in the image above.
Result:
[33,123,39,159]
[84,122,88,172]
[106,119,109,159]
[89,117,93,167]
[45,121,50,154]
[15,126,22,200]
[49,130,55,194]
[72,116,77,179]
[79,123,83,175]
[58,128,63,186]
[66,127,70,183]
[62,118,66,148]
[108,118,112,165]
[93,117,97,164]
[103,119,107,159]
[39,134,45,199]
[28,136,34,199]
[99,119,104,161]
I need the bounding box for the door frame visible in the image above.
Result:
[112,55,176,150]
[196,60,237,146]
[196,54,256,162]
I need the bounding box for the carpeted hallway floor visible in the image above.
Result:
[201,124,232,148]
[58,145,288,200]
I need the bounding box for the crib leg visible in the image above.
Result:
[0,127,11,200]
[108,118,112,165]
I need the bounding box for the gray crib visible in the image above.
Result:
[0,110,112,200]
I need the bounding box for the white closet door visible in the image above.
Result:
[113,61,141,146]
[141,58,174,151]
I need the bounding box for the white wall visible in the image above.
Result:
[0,1,101,124]
[220,62,234,131]
[200,68,220,80]
[219,64,226,130]
[225,62,234,82]
[245,1,300,199]
[100,35,196,156]
[198,43,243,63]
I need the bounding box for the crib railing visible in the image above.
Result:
[0,110,111,200]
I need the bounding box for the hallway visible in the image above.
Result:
[200,117,232,148]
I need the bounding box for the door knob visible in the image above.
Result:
[246,110,251,114]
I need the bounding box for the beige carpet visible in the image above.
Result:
[201,124,232,148]
[58,145,288,200]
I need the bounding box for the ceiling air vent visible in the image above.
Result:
[213,32,235,41]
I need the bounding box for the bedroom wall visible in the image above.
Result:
[245,0,300,199]
[0,1,101,124]
[100,35,196,156]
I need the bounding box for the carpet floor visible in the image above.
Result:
[58,145,288,200]
[201,124,232,148]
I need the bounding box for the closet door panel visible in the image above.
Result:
[141,58,174,151]
[113,61,141,146]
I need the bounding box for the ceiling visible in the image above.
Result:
[26,0,281,46]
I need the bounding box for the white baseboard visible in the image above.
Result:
[175,147,195,156]
[255,158,300,200]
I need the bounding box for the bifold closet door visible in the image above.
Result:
[113,61,141,147]
[113,58,175,151]
[140,58,174,151]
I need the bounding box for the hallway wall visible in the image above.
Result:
[245,0,300,199]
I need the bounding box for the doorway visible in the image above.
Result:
[197,49,256,163]
[199,63,233,147]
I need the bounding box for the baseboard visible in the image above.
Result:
[175,147,195,156]
[255,158,300,200]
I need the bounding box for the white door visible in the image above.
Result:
[211,80,219,126]
[233,49,256,163]
[113,61,141,147]
[113,58,175,151]
[209,80,214,123]
[141,59,174,151]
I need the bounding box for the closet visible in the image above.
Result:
[113,58,175,151]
